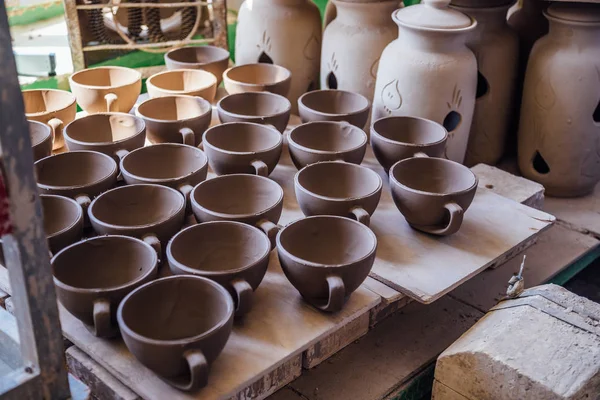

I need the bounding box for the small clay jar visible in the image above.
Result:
[146,69,218,103]
[202,122,283,177]
[222,64,292,98]
[217,92,291,133]
[167,221,271,317]
[41,194,84,254]
[164,45,230,85]
[277,215,377,312]
[118,275,234,391]
[298,90,370,129]
[136,95,211,147]
[69,66,142,114]
[53,235,158,338]
[22,89,77,150]
[389,157,478,236]
[370,116,448,171]
[29,120,53,161]
[295,161,382,227]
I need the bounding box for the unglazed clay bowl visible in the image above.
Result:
[191,174,284,248]
[164,45,230,85]
[217,92,291,133]
[371,116,448,171]
[168,221,270,317]
[29,120,53,161]
[203,122,283,176]
[146,69,218,102]
[295,161,382,227]
[41,194,84,254]
[118,275,234,391]
[136,95,211,146]
[22,89,77,150]
[277,216,377,312]
[288,121,367,169]
[53,235,158,338]
[69,66,142,113]
[223,64,292,97]
[298,90,370,128]
[120,144,208,214]
[389,157,478,236]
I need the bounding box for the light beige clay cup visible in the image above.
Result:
[223,64,292,97]
[146,69,218,102]
[29,120,53,161]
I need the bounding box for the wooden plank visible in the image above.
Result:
[543,182,600,239]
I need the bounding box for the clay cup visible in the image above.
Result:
[217,92,291,133]
[146,69,217,103]
[223,64,291,97]
[29,120,53,161]
[298,90,370,128]
[41,194,84,254]
[164,45,230,86]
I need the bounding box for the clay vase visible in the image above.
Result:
[288,121,368,169]
[53,235,158,338]
[146,69,218,103]
[69,66,142,114]
[389,157,478,236]
[191,174,283,248]
[518,3,600,197]
[136,95,211,147]
[222,64,292,98]
[298,90,370,129]
[120,144,208,214]
[29,120,53,161]
[217,92,291,133]
[41,194,84,254]
[117,275,234,391]
[22,89,77,150]
[277,215,377,312]
[167,221,271,317]
[370,116,448,172]
[202,122,283,177]
[295,162,382,227]
[235,0,321,114]
[164,45,230,85]
[372,0,477,164]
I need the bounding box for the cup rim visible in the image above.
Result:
[288,121,368,155]
[28,120,53,146]
[69,66,142,90]
[165,45,230,66]
[202,122,283,156]
[222,64,292,88]
[41,194,84,240]
[298,89,370,118]
[370,116,448,148]
[22,89,77,117]
[135,95,212,123]
[217,92,292,120]
[146,69,217,94]
[63,113,146,147]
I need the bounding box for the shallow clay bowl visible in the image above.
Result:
[277,215,377,313]
[146,69,218,102]
[118,275,234,391]
[53,235,158,338]
[223,64,291,97]
[136,95,211,146]
[164,45,230,86]
[288,121,367,169]
[371,116,448,171]
[41,194,84,254]
[29,120,53,161]
[389,157,478,236]
[217,92,291,133]
[298,90,370,128]
[167,221,271,317]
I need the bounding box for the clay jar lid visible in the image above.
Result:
[449,0,513,8]
[394,0,474,30]
[545,3,600,24]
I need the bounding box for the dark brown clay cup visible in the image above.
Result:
[117,275,234,392]
[53,235,158,338]
[223,64,292,97]
[389,157,478,236]
[41,194,84,254]
[203,122,283,177]
[167,221,270,317]
[136,95,211,147]
[277,216,377,313]
[288,121,368,169]
[371,116,448,172]
[298,90,370,128]
[217,92,291,133]
[164,45,230,86]
[29,120,53,161]
[295,162,382,227]
[146,69,218,103]
[191,174,284,249]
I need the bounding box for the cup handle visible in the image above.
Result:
[179,127,196,146]
[47,118,63,148]
[93,298,112,338]
[142,234,161,259]
[231,278,253,316]
[256,219,280,250]
[115,149,129,161]
[164,349,209,392]
[413,152,429,158]
[74,194,91,213]
[105,93,119,112]
[178,183,194,214]
[251,160,269,176]
[349,206,370,227]
[197,142,204,151]
[317,275,345,313]
[418,202,464,236]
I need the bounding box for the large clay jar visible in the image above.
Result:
[372,0,477,164]
[518,3,600,197]
[235,0,321,114]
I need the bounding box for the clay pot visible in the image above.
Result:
[389,157,478,236]
[29,120,53,161]
[222,64,291,98]
[164,45,230,85]
[22,89,77,150]
[191,174,283,248]
[298,90,370,129]
[146,69,217,103]
[120,144,208,213]
[69,66,142,113]
[167,221,270,316]
[136,95,211,147]
[370,116,448,171]
[202,122,283,176]
[295,162,382,227]
[217,92,291,133]
[41,194,84,254]
[117,275,234,391]
[277,215,376,312]
[53,235,158,338]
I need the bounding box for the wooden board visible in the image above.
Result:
[544,182,600,239]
